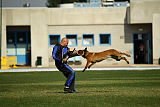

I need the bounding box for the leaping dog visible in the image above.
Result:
[77,47,131,72]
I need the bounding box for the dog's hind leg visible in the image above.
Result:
[82,61,91,72]
[88,62,96,69]
[120,57,129,64]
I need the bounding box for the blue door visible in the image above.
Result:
[133,33,152,64]
[7,31,31,65]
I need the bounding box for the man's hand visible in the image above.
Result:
[63,58,67,62]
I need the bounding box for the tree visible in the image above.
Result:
[61,0,87,4]
[115,0,130,2]
[46,0,61,7]
[46,0,87,7]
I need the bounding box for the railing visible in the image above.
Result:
[1,56,18,69]
[74,1,128,8]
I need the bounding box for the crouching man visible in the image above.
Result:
[52,38,76,93]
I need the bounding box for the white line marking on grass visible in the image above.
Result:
[1,67,160,72]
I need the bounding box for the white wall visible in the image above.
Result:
[130,0,160,23]
[153,14,160,64]
[48,7,127,25]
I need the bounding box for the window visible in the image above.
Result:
[17,32,27,43]
[99,34,111,45]
[49,35,60,46]
[66,34,77,46]
[7,31,30,44]
[7,32,15,44]
[133,34,147,40]
[82,34,94,46]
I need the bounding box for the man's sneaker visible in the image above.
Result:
[64,86,70,92]
[64,86,76,93]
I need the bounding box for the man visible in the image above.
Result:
[52,38,76,93]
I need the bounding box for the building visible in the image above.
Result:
[1,0,160,68]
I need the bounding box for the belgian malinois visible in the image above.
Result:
[77,47,131,72]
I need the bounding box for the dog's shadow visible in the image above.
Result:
[46,91,80,94]
[46,90,112,94]
[68,61,82,65]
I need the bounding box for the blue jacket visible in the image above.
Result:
[52,43,69,63]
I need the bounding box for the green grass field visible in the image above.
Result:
[0,70,160,107]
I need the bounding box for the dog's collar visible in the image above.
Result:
[82,51,86,58]
[82,54,86,58]
[77,51,85,58]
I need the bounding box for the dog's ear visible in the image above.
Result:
[73,48,75,51]
[84,47,87,51]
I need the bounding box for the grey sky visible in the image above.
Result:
[2,0,48,7]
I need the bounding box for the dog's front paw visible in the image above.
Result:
[82,70,85,72]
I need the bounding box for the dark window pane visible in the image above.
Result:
[7,32,15,44]
[66,35,77,46]
[17,32,26,43]
[66,35,76,38]
[50,35,60,45]
[83,34,93,38]
[100,34,110,44]
[83,34,94,46]
[134,34,138,40]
